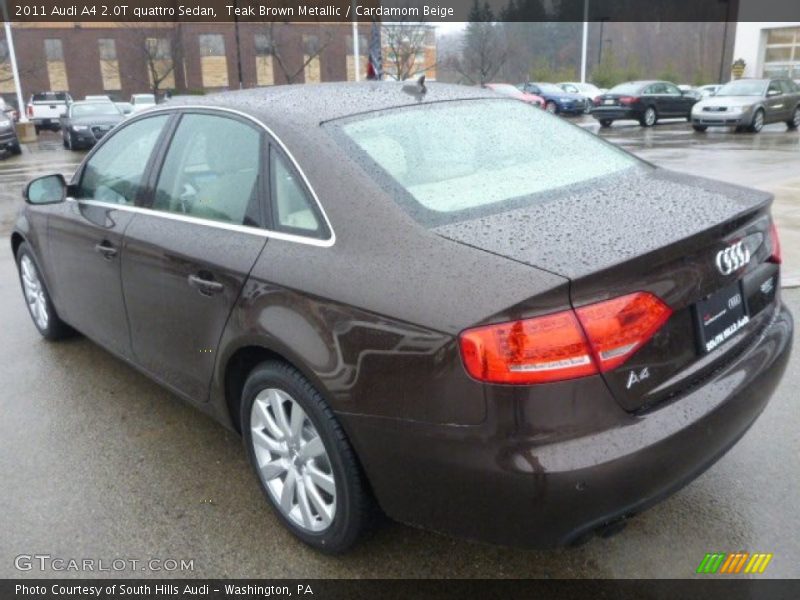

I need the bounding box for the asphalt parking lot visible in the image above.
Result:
[0,121,798,578]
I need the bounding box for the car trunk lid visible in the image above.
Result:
[434,168,777,411]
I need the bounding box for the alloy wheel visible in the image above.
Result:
[20,255,49,331]
[752,110,764,132]
[546,102,557,114]
[793,108,800,128]
[250,387,336,533]
[644,108,656,126]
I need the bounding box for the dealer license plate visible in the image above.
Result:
[693,281,749,354]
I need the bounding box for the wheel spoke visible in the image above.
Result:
[307,463,335,495]
[304,473,333,526]
[255,396,283,440]
[280,470,297,513]
[269,390,292,439]
[299,436,325,460]
[258,459,286,482]
[296,479,314,528]
[289,402,305,441]
[252,428,286,456]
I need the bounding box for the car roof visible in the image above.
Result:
[163,82,499,128]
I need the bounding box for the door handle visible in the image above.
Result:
[188,273,224,295]
[94,242,117,259]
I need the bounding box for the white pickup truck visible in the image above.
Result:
[26,92,72,133]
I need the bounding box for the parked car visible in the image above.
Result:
[591,80,698,127]
[131,93,156,112]
[484,83,544,108]
[59,101,124,150]
[26,92,72,133]
[115,102,135,116]
[690,78,800,133]
[12,83,793,553]
[0,110,21,155]
[519,82,588,114]
[557,82,605,112]
[697,84,722,97]
[678,85,702,100]
[0,97,20,122]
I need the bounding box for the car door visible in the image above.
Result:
[765,80,787,122]
[46,114,171,358]
[779,79,799,118]
[121,110,270,402]
[663,82,688,116]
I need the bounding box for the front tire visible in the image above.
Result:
[692,125,708,132]
[640,106,657,127]
[10,142,22,155]
[787,106,800,130]
[545,101,558,114]
[749,109,765,133]
[15,242,73,340]
[241,361,373,553]
[599,119,613,128]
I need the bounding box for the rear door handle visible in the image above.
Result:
[94,242,117,259]
[188,273,224,296]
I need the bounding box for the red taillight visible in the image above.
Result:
[575,292,673,372]
[768,222,782,264]
[619,96,639,105]
[459,292,671,384]
[26,104,33,118]
[593,96,602,105]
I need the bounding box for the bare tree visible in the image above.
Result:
[116,24,184,97]
[0,38,45,87]
[450,0,508,86]
[263,22,332,85]
[382,21,436,82]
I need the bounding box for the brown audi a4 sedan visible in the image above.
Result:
[13,83,793,553]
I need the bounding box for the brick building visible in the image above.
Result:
[0,22,438,107]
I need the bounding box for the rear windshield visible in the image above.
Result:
[608,82,644,95]
[330,99,641,225]
[32,93,68,102]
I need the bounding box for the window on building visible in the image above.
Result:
[254,34,275,86]
[98,39,121,91]
[254,33,273,56]
[763,27,800,79]
[98,38,116,60]
[44,39,64,61]
[303,35,322,84]
[199,34,228,88]
[146,37,171,60]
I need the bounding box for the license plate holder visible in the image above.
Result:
[693,281,749,354]
[604,99,615,105]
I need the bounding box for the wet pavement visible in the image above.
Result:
[0,125,798,579]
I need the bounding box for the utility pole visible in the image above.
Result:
[580,0,589,83]
[352,0,360,81]
[233,0,244,88]
[1,0,27,123]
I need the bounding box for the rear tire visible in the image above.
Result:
[639,106,657,127]
[599,119,613,128]
[15,242,74,340]
[692,125,708,132]
[241,360,374,554]
[10,142,22,155]
[545,101,558,114]
[787,106,800,130]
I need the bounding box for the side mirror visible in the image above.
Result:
[767,88,781,97]
[24,174,67,205]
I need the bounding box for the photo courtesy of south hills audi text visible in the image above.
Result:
[1,0,800,596]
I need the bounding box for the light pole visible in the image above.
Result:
[352,0,360,81]
[580,0,589,83]
[1,0,27,123]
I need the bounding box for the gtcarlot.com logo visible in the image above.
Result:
[14,554,194,573]
[696,552,773,574]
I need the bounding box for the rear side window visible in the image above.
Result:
[270,151,325,237]
[78,115,168,205]
[332,99,640,225]
[152,113,263,227]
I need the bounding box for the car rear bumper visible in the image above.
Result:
[591,107,639,120]
[342,300,793,548]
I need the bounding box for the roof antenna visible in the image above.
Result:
[402,75,427,100]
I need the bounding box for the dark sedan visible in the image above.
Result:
[519,82,588,114]
[60,101,125,150]
[592,80,698,127]
[13,84,792,553]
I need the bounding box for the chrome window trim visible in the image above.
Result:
[77,104,335,248]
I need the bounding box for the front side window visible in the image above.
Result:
[768,80,783,95]
[78,115,169,205]
[332,99,641,226]
[152,113,262,226]
[717,80,768,96]
[664,83,681,95]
